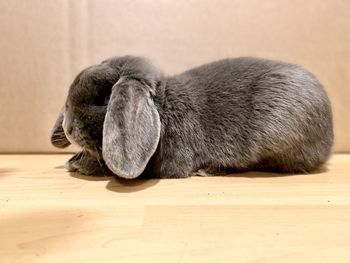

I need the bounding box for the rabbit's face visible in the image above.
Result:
[63,64,118,155]
[52,56,162,179]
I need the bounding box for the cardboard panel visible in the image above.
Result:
[0,0,349,152]
[0,1,85,152]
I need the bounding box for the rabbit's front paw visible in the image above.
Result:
[66,151,113,177]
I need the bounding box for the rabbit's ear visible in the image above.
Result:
[102,78,161,179]
[51,107,71,148]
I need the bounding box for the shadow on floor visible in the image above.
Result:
[222,165,329,178]
[68,171,160,192]
[106,177,160,193]
[54,165,66,169]
[69,172,112,181]
[66,164,329,192]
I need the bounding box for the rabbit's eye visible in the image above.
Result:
[94,91,111,106]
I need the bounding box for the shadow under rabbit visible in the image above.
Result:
[67,170,160,192]
[66,164,329,193]
[106,177,160,193]
[68,171,112,181]
[210,165,329,178]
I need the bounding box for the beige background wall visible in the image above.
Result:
[0,0,349,153]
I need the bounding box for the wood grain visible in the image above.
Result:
[0,154,349,262]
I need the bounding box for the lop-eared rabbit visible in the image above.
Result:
[51,56,333,179]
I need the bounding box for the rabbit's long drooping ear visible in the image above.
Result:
[102,78,161,179]
[51,107,71,148]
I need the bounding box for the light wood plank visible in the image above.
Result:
[0,154,349,262]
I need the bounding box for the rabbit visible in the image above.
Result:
[51,56,334,179]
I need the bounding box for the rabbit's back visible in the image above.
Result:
[163,57,333,173]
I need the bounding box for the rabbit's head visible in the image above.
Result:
[51,56,163,179]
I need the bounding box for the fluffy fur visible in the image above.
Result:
[51,56,334,179]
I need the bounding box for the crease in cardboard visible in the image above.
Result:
[68,0,91,73]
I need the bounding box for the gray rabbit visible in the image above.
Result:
[51,56,333,179]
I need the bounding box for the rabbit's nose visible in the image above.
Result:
[63,121,74,138]
[63,112,73,135]
[66,125,73,135]
[63,123,76,145]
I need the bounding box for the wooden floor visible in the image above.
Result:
[0,154,349,262]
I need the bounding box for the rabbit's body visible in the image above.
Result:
[151,57,333,177]
[51,56,333,179]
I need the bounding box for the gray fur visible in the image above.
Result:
[51,56,334,179]
[103,77,161,179]
[66,150,113,177]
[51,107,71,148]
